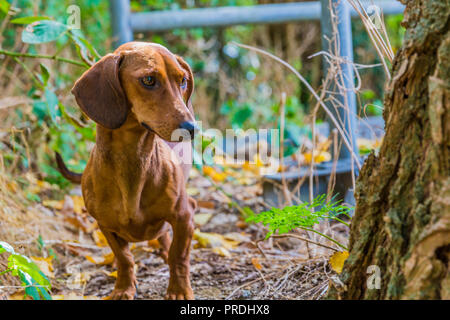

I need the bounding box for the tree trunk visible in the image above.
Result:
[336,0,449,299]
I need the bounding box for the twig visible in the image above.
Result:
[225,269,283,300]
[278,92,292,205]
[0,49,88,67]
[256,233,340,253]
[299,227,348,251]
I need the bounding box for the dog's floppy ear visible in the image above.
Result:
[176,55,194,115]
[71,53,129,129]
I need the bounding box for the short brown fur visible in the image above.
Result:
[64,42,197,299]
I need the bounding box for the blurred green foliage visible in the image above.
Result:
[0,0,404,192]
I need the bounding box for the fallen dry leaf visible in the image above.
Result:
[187,187,200,196]
[42,199,64,211]
[224,232,251,244]
[71,195,85,215]
[147,239,160,249]
[92,229,108,247]
[8,290,31,300]
[212,247,231,257]
[197,200,216,209]
[6,181,18,193]
[193,229,239,250]
[31,256,54,278]
[235,220,248,229]
[251,257,263,270]
[194,213,213,226]
[203,166,227,182]
[303,151,332,164]
[108,270,117,278]
[65,271,92,290]
[329,251,349,274]
[61,195,95,233]
[85,251,115,265]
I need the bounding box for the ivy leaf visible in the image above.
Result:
[39,63,50,86]
[19,270,41,300]
[22,20,68,44]
[44,88,59,124]
[10,16,51,24]
[0,241,16,254]
[32,100,47,121]
[70,29,101,63]
[8,254,51,289]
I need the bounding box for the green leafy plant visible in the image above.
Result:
[0,241,52,300]
[0,8,99,188]
[246,194,352,250]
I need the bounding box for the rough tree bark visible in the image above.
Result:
[335,0,449,299]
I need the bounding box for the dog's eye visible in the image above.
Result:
[180,77,187,89]
[140,76,156,88]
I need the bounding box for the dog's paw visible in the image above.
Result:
[110,286,136,300]
[165,286,194,300]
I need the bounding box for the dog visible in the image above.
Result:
[55,42,197,300]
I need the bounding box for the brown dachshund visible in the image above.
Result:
[55,42,197,300]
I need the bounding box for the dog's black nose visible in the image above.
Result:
[179,121,198,140]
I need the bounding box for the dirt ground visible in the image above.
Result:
[0,168,347,300]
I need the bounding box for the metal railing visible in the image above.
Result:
[110,1,404,45]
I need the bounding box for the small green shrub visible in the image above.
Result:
[0,241,52,300]
[246,194,353,250]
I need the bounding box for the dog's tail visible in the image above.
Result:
[55,152,82,184]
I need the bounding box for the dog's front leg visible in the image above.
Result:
[165,213,194,300]
[102,229,137,300]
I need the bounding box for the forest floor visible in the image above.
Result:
[0,166,348,300]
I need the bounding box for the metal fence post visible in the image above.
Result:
[320,0,359,162]
[110,0,133,48]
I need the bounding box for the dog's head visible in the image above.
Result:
[71,42,196,141]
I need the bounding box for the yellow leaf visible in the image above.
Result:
[36,180,52,189]
[85,252,115,265]
[71,195,85,215]
[64,271,92,290]
[42,199,64,211]
[241,155,266,175]
[357,138,383,153]
[6,181,18,193]
[92,229,108,247]
[303,151,331,164]
[212,247,231,257]
[194,213,213,226]
[31,256,54,278]
[187,187,200,196]
[193,229,239,250]
[146,239,160,249]
[251,257,263,270]
[203,166,227,182]
[329,251,349,274]
[8,290,30,300]
[108,270,118,278]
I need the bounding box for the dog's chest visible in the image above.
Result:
[83,146,182,239]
